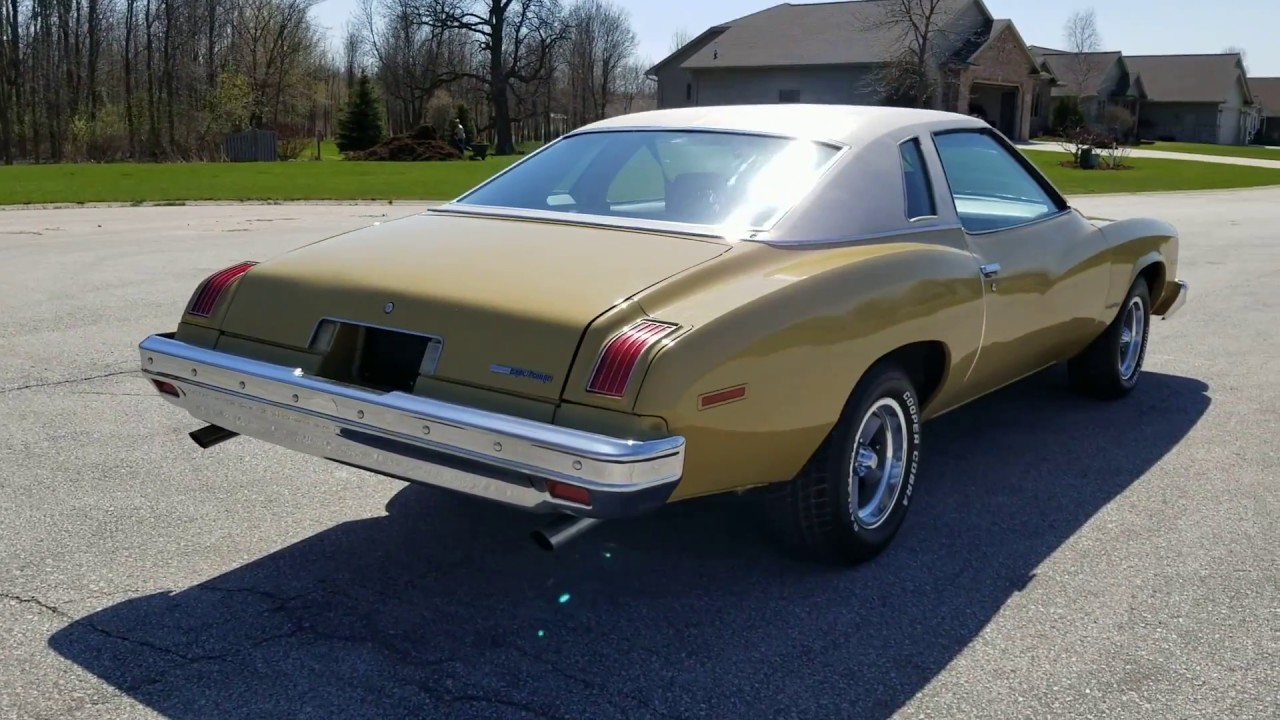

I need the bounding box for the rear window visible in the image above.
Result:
[455,130,843,230]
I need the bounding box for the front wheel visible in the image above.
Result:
[767,362,922,564]
[1068,276,1151,399]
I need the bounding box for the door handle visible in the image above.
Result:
[980,263,1001,278]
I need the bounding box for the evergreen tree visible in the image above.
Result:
[336,74,385,153]
[455,103,476,143]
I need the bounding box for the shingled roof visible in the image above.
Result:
[1248,77,1280,115]
[1035,51,1124,97]
[1123,53,1250,104]
[666,0,981,70]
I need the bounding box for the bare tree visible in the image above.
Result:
[614,57,654,114]
[359,0,466,134]
[565,0,636,124]
[0,0,643,164]
[860,0,971,108]
[1062,8,1103,108]
[1224,45,1248,72]
[668,27,691,54]
[419,0,568,155]
[1064,8,1102,54]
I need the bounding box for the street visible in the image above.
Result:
[1,192,1276,719]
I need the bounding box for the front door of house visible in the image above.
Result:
[999,89,1018,138]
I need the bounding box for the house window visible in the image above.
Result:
[686,83,692,102]
[779,89,801,103]
[899,138,936,220]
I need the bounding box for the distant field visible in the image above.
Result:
[1,147,1278,205]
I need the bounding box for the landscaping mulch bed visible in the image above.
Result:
[346,125,464,162]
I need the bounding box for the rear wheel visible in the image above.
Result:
[767,362,922,564]
[1068,276,1150,399]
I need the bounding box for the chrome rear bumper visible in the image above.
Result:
[138,334,685,519]
[1160,279,1189,319]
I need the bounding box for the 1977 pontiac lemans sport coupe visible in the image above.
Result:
[138,105,1187,563]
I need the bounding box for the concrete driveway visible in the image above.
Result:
[1,192,1276,719]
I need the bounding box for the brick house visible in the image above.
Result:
[646,0,1050,141]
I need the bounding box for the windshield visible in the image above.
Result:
[454,130,843,231]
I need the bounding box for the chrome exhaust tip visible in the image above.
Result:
[531,516,602,551]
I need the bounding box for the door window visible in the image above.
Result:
[932,131,1064,232]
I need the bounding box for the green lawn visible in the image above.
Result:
[0,156,524,204]
[1034,136,1280,162]
[1,147,1278,205]
[1028,151,1280,194]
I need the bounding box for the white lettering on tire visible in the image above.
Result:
[902,390,920,507]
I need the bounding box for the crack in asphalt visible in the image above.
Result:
[0,369,138,395]
[508,644,688,720]
[6,583,684,718]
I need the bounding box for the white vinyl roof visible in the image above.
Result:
[574,104,988,148]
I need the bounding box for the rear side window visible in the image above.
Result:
[899,138,936,220]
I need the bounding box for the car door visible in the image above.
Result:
[929,129,1110,399]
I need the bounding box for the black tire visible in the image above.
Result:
[766,361,922,564]
[1068,276,1151,400]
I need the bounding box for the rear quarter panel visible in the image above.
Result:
[629,232,986,500]
[1095,217,1181,314]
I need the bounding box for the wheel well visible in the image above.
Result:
[874,341,949,410]
[1138,262,1166,307]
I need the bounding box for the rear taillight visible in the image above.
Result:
[585,319,679,398]
[187,261,257,317]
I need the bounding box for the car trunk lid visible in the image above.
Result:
[218,212,730,400]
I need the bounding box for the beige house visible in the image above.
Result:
[646,0,1049,141]
[1027,48,1146,138]
[1027,48,1259,145]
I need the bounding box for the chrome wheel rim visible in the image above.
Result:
[1118,295,1146,381]
[849,398,908,529]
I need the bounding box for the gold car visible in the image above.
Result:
[138,105,1188,563]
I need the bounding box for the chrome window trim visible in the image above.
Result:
[436,127,852,238]
[757,223,965,248]
[953,206,1074,236]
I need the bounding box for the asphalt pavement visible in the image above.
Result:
[1,192,1277,719]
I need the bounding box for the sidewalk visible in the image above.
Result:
[1019,140,1280,169]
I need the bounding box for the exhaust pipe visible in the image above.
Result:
[531,515,602,551]
[189,424,240,449]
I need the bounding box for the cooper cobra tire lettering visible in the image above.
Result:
[768,361,922,564]
[902,390,919,507]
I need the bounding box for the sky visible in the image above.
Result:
[309,0,1280,77]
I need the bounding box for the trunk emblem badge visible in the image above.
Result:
[490,364,554,384]
[383,302,395,314]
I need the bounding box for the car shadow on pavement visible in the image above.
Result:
[48,368,1210,720]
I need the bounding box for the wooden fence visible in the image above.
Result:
[222,129,278,162]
